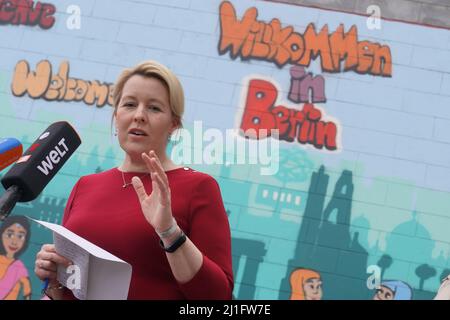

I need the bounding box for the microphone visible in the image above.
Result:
[0,121,81,220]
[0,138,23,172]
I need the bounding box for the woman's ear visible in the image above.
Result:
[171,117,181,131]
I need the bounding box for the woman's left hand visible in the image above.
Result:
[131,150,174,233]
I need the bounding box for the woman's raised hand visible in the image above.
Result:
[131,150,174,234]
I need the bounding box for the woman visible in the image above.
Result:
[34,60,234,299]
[289,268,323,300]
[0,215,32,300]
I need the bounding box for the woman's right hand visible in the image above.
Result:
[34,244,72,284]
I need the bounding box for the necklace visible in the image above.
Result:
[120,170,149,188]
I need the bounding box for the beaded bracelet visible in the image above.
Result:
[156,218,178,239]
[42,284,65,300]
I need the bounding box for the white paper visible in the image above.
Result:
[53,232,90,300]
[31,218,132,300]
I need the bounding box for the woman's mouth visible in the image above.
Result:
[8,246,18,252]
[129,134,148,140]
[128,128,148,137]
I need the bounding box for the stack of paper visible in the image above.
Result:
[32,219,132,300]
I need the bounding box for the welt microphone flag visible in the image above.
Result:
[0,121,81,220]
[0,138,23,172]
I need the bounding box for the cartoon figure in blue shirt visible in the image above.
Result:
[373,280,413,300]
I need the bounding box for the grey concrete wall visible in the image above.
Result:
[267,0,450,29]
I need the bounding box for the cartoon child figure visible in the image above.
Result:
[0,216,32,300]
[373,280,413,300]
[434,274,450,300]
[290,268,323,300]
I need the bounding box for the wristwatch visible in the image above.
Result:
[159,230,187,253]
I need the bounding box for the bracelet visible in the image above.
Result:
[42,284,65,299]
[156,218,178,239]
[42,284,64,294]
[159,230,187,253]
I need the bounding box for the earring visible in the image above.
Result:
[114,129,118,136]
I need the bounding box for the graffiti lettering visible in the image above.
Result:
[219,1,392,77]
[240,79,338,151]
[11,60,114,108]
[289,66,326,103]
[0,0,56,29]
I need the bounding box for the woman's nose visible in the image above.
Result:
[133,104,147,123]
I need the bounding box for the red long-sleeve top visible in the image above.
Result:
[62,167,233,299]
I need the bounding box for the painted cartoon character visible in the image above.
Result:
[373,280,413,300]
[290,268,323,300]
[434,274,450,300]
[0,216,32,300]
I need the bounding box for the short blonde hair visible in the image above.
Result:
[112,60,184,127]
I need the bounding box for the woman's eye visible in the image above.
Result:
[123,102,135,107]
[148,106,161,112]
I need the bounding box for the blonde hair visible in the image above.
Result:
[112,60,184,128]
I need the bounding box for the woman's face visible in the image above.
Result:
[2,223,27,259]
[115,75,177,160]
[303,278,323,300]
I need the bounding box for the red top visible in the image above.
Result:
[62,167,233,300]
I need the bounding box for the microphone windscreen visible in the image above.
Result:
[1,121,81,202]
[0,138,23,171]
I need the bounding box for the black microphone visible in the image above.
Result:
[0,121,81,220]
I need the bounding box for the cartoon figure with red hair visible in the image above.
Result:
[289,268,323,300]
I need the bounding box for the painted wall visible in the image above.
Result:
[0,0,449,300]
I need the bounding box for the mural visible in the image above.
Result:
[0,0,449,300]
[12,60,114,108]
[218,1,392,76]
[372,280,413,300]
[240,77,338,150]
[289,268,323,300]
[0,215,32,300]
[289,66,326,104]
[0,0,56,29]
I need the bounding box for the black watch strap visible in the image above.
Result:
[159,230,187,253]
